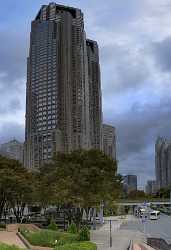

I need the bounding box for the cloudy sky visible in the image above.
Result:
[1,0,171,188]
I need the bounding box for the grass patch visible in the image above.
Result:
[20,229,79,247]
[0,243,25,250]
[55,242,97,250]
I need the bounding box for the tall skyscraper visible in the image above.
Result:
[0,139,23,163]
[24,3,102,168]
[155,137,171,189]
[102,124,116,160]
[87,39,102,150]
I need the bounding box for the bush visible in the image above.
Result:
[20,229,79,247]
[47,219,58,231]
[0,243,25,250]
[67,222,77,234]
[55,241,97,250]
[0,223,6,229]
[79,226,90,241]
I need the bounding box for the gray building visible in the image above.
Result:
[155,137,171,189]
[0,139,23,163]
[145,180,157,194]
[24,3,102,168]
[102,124,116,160]
[87,39,102,150]
[123,175,137,193]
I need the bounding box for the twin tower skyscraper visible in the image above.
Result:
[24,3,103,168]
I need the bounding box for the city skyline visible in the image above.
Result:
[1,0,171,187]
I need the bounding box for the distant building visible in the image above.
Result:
[123,175,137,193]
[0,139,23,163]
[155,137,171,189]
[102,124,116,160]
[145,180,157,194]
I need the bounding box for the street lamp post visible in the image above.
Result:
[110,220,112,247]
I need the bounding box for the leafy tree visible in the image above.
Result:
[127,190,146,200]
[0,155,35,222]
[40,149,121,227]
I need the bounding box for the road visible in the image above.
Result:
[120,213,171,243]
[91,216,145,250]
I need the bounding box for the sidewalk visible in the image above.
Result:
[91,216,145,250]
[0,231,26,248]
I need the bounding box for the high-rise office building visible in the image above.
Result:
[123,175,137,193]
[155,137,171,189]
[87,39,102,150]
[145,180,157,194]
[0,139,23,163]
[24,3,102,168]
[102,124,116,160]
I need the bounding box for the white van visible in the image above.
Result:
[150,210,160,220]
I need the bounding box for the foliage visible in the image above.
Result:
[0,223,6,229]
[40,149,121,226]
[78,226,90,241]
[20,229,79,247]
[0,243,25,250]
[67,222,77,234]
[0,155,35,221]
[54,242,97,250]
[156,187,171,198]
[47,219,58,231]
[127,190,146,200]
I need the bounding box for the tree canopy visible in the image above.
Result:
[40,149,121,208]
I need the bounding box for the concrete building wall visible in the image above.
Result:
[145,180,157,194]
[123,175,137,193]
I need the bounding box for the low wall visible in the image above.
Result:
[147,238,171,250]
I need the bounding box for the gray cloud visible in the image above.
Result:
[105,96,171,187]
[0,122,24,144]
[152,37,171,72]
[1,0,171,188]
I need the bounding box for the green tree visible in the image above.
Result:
[0,155,35,222]
[127,190,146,200]
[40,149,121,227]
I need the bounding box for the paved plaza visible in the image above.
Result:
[0,231,26,248]
[91,216,145,250]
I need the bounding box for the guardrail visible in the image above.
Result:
[127,239,133,250]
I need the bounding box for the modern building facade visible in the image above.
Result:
[87,39,102,150]
[0,139,23,163]
[24,3,102,168]
[145,180,157,194]
[123,175,137,193]
[155,137,171,189]
[102,124,116,160]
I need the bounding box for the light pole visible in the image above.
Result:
[109,219,112,247]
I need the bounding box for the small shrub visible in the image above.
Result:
[0,223,6,229]
[67,222,77,234]
[79,226,90,241]
[55,241,97,250]
[47,219,58,231]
